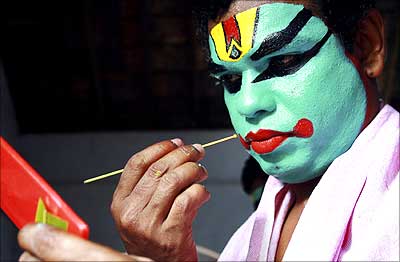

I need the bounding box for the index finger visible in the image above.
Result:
[17,224,146,261]
[114,139,183,201]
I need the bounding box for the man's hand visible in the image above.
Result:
[18,223,151,261]
[111,139,210,262]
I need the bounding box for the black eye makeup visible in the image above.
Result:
[209,6,332,93]
[252,31,332,83]
[212,30,331,93]
[256,54,304,82]
[218,73,243,94]
[209,62,242,94]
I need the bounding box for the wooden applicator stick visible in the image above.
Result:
[201,133,238,148]
[83,169,124,184]
[83,134,238,184]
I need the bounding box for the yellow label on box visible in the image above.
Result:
[35,198,68,231]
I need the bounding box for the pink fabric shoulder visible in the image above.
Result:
[218,105,399,261]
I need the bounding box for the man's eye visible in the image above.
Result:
[220,74,242,94]
[251,30,332,84]
[273,55,299,67]
[252,54,305,83]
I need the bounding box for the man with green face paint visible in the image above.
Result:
[16,0,398,261]
[202,0,399,261]
[208,3,367,184]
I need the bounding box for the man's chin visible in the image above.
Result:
[272,172,320,184]
[257,159,323,184]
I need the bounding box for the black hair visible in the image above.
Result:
[192,0,376,58]
[318,0,376,50]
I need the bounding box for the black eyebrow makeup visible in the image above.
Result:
[250,8,313,61]
[251,30,332,83]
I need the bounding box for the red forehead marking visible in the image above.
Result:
[222,16,241,51]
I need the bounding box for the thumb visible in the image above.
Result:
[18,224,150,261]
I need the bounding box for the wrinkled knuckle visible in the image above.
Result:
[179,145,197,156]
[144,216,158,231]
[120,211,138,231]
[125,220,155,242]
[119,214,131,229]
[175,194,192,213]
[110,200,122,220]
[159,240,178,255]
[163,222,183,236]
[161,171,182,190]
[158,142,171,152]
[126,154,147,173]
[110,201,117,216]
[132,181,153,196]
[111,190,119,203]
[148,162,167,178]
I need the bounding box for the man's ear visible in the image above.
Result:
[353,9,385,78]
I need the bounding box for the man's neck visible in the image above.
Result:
[289,175,322,204]
[361,78,381,131]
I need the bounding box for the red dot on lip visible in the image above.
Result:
[293,118,314,138]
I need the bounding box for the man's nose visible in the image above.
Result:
[236,82,276,120]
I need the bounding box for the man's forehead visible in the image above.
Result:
[209,3,306,63]
[210,1,308,34]
[208,0,319,30]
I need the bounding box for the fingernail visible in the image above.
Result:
[171,138,183,147]
[198,163,207,174]
[33,223,50,233]
[192,144,204,154]
[198,163,208,182]
[19,252,40,262]
[20,223,45,239]
[201,184,211,195]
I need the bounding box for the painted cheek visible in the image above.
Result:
[293,118,313,137]
[224,95,245,144]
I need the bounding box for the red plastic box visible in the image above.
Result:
[0,137,89,238]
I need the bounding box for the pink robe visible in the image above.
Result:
[219,105,399,261]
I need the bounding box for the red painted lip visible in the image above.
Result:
[239,118,314,154]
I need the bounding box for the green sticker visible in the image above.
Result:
[35,198,69,231]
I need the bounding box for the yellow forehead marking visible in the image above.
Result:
[210,7,258,62]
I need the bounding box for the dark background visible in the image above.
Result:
[2,0,230,133]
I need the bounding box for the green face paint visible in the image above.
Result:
[208,3,366,183]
